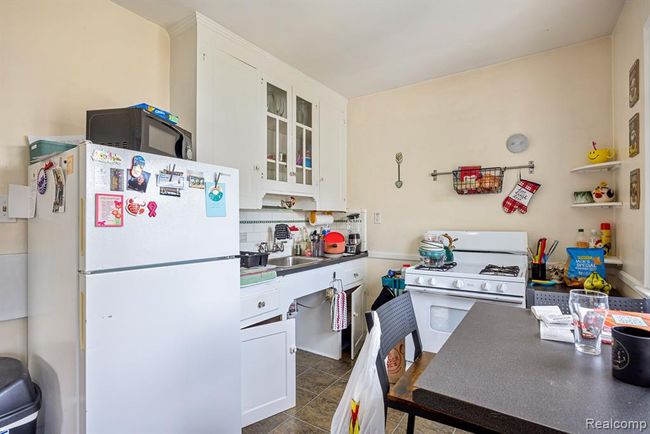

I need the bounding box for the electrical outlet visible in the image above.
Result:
[373,212,382,224]
[0,196,16,223]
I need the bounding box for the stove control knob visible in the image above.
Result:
[481,282,491,291]
[453,280,464,289]
[428,277,436,285]
[416,277,425,285]
[497,283,507,293]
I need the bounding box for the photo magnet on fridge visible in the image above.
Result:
[127,155,150,193]
[187,170,205,189]
[205,182,226,217]
[110,168,125,192]
[95,193,123,227]
[159,187,181,197]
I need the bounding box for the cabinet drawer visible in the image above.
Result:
[241,287,279,322]
[342,265,364,287]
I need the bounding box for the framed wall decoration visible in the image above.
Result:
[630,59,640,108]
[629,112,640,157]
[630,169,640,210]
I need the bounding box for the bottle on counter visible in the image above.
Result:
[576,228,589,248]
[589,229,601,249]
[600,223,612,256]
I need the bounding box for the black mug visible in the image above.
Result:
[612,326,650,387]
[531,263,546,280]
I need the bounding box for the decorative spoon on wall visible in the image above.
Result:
[395,152,403,188]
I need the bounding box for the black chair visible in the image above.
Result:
[365,292,431,434]
[532,289,650,314]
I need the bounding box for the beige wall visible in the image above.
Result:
[348,38,614,301]
[612,0,650,285]
[0,0,170,359]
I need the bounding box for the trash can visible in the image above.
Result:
[0,358,41,434]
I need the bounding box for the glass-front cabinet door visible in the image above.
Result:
[266,82,289,184]
[295,96,314,186]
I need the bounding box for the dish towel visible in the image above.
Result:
[331,290,348,331]
[274,224,291,240]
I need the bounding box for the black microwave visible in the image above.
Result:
[86,108,194,160]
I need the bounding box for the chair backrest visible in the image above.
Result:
[365,292,423,412]
[533,290,649,314]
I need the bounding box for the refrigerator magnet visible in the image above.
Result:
[110,168,125,192]
[52,166,65,213]
[126,197,147,216]
[95,193,123,227]
[205,182,226,217]
[127,156,150,193]
[91,149,123,164]
[187,170,205,189]
[147,201,157,217]
[37,168,47,194]
[159,187,181,197]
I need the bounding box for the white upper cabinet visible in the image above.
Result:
[169,13,346,210]
[319,102,347,211]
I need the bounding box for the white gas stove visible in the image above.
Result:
[405,231,528,359]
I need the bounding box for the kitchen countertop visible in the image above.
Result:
[412,302,650,433]
[274,252,368,276]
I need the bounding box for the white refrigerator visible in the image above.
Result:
[28,142,241,434]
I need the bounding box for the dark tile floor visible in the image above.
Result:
[243,350,464,434]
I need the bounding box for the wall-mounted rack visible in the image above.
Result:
[430,161,535,181]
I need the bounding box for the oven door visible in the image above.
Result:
[404,285,524,362]
[405,287,473,361]
[142,113,194,160]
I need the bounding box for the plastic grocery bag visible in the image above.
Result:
[330,311,385,434]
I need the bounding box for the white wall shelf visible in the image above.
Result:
[569,161,621,173]
[571,202,623,208]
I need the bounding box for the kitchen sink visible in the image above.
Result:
[268,256,324,268]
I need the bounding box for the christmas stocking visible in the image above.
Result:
[503,179,541,214]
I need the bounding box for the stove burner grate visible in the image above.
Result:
[415,262,457,272]
[479,264,520,277]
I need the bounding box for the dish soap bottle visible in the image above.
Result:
[576,229,589,248]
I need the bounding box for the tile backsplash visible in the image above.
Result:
[239,209,367,257]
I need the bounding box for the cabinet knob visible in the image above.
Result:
[289,171,296,177]
[320,177,324,182]
[257,301,266,309]
[353,273,359,278]
[352,312,358,318]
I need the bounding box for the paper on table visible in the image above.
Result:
[531,305,562,320]
[540,322,574,343]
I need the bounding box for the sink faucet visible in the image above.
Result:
[258,240,285,253]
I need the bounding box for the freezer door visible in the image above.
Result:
[82,259,240,434]
[80,143,239,272]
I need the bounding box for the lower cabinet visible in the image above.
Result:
[295,284,366,360]
[241,318,296,427]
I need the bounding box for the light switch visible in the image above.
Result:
[373,212,382,224]
[0,196,16,223]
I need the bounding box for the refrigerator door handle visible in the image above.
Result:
[79,197,85,258]
[79,290,86,351]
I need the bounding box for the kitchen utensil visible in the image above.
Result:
[324,231,346,254]
[395,152,403,188]
[612,326,650,387]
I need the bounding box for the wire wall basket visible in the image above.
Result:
[452,166,504,195]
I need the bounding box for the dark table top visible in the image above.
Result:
[413,302,650,434]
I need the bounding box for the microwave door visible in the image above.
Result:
[143,119,181,158]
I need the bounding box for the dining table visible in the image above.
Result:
[410,302,650,434]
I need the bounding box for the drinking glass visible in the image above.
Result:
[569,289,609,355]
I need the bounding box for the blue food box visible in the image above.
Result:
[131,103,179,124]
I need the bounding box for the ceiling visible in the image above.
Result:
[113,0,625,97]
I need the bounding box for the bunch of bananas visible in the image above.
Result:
[584,272,612,294]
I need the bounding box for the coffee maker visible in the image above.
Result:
[345,233,362,255]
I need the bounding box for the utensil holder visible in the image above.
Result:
[531,263,546,280]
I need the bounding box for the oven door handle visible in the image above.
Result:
[406,285,523,304]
